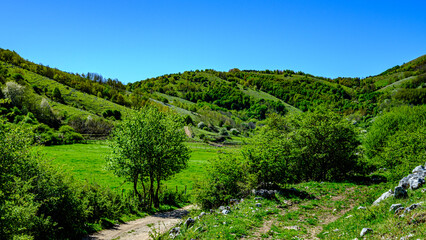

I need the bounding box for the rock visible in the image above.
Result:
[390,204,403,212]
[333,229,339,232]
[422,189,426,193]
[399,177,410,189]
[218,206,225,211]
[372,190,394,205]
[409,177,425,190]
[184,218,195,227]
[248,122,256,129]
[345,215,353,219]
[360,129,367,134]
[170,227,180,234]
[394,186,408,199]
[169,227,181,238]
[404,203,421,214]
[255,203,262,207]
[254,197,263,200]
[360,228,373,237]
[284,226,300,230]
[198,212,206,218]
[221,209,230,215]
[357,206,366,210]
[395,207,405,215]
[412,165,425,174]
[254,189,276,199]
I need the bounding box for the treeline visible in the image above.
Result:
[129,71,287,120]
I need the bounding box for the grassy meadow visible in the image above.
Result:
[43,141,237,195]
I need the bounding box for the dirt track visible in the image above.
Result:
[84,205,194,240]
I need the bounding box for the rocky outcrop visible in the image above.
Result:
[372,164,426,205]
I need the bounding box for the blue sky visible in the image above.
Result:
[1,0,425,83]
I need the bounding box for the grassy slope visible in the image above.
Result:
[3,61,133,119]
[376,76,416,93]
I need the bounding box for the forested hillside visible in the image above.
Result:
[1,48,425,239]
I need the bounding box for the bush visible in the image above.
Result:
[364,105,426,179]
[195,156,248,209]
[102,109,121,120]
[197,107,361,207]
[0,121,140,239]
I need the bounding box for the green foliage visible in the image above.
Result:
[364,105,426,180]
[52,87,64,103]
[393,88,426,105]
[195,156,248,209]
[0,121,145,239]
[33,123,85,145]
[102,109,122,120]
[107,106,190,208]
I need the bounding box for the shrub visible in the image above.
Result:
[364,105,426,179]
[195,156,248,209]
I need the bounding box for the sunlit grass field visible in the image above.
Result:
[43,141,240,194]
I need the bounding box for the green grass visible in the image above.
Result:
[3,61,133,119]
[165,181,377,239]
[43,141,232,194]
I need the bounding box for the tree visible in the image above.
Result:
[52,87,64,103]
[107,106,190,208]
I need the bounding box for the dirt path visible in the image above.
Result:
[84,205,195,240]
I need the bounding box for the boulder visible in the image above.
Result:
[389,204,403,212]
[394,186,408,199]
[412,165,425,174]
[255,203,262,207]
[404,203,422,214]
[395,207,405,215]
[198,212,206,218]
[360,228,373,237]
[409,177,425,190]
[221,209,230,215]
[399,177,410,189]
[372,190,394,205]
[254,189,276,199]
[357,206,366,210]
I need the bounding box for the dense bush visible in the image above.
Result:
[195,107,360,208]
[33,123,85,145]
[364,105,426,180]
[102,109,121,120]
[195,156,248,209]
[0,121,141,239]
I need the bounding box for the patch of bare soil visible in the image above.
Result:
[84,205,195,240]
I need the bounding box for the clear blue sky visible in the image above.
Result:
[1,0,425,84]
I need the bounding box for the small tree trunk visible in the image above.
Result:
[133,174,141,201]
[154,179,161,208]
[149,174,154,208]
[140,175,146,207]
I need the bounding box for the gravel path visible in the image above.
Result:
[84,205,194,240]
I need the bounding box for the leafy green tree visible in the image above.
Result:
[107,106,190,208]
[52,87,64,103]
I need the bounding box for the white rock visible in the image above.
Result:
[372,190,394,205]
[360,228,373,237]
